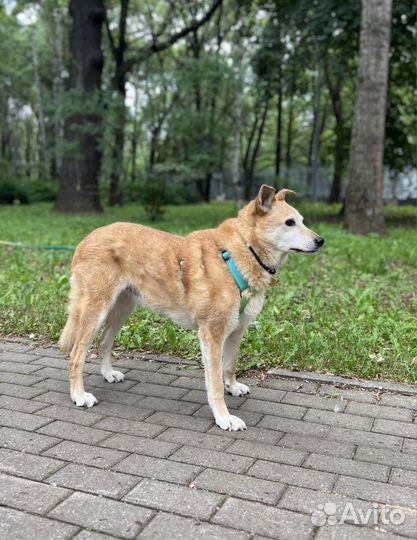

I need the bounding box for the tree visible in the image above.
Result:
[55,0,105,213]
[345,0,392,234]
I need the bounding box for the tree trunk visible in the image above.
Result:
[275,80,283,179]
[52,6,65,181]
[284,73,296,180]
[56,0,104,213]
[308,64,323,199]
[345,0,392,234]
[328,86,344,203]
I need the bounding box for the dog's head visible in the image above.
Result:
[241,184,325,254]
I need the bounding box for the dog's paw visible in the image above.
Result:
[216,414,247,431]
[102,369,125,383]
[225,381,251,397]
[71,392,98,408]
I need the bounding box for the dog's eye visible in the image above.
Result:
[285,219,296,227]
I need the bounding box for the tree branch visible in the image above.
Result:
[121,0,222,75]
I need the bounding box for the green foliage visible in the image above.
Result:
[0,181,29,205]
[0,202,415,382]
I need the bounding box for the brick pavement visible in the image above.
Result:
[0,339,416,540]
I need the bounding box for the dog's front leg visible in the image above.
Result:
[223,327,251,397]
[199,326,247,431]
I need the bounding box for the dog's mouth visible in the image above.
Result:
[290,248,319,253]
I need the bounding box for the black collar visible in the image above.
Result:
[248,246,276,275]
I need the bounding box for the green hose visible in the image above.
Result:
[0,240,75,252]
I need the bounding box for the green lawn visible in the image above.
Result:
[1,202,416,383]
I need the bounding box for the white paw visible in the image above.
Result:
[216,414,247,431]
[102,369,125,383]
[71,392,98,408]
[225,381,251,397]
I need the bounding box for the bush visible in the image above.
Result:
[0,181,29,205]
[21,180,58,202]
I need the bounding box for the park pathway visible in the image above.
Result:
[0,339,416,540]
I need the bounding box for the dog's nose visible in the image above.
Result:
[315,236,325,247]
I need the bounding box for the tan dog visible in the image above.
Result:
[59,185,324,431]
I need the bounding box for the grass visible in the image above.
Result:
[0,201,416,383]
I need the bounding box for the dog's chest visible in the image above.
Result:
[239,292,265,326]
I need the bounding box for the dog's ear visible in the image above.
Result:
[256,184,277,213]
[276,188,297,201]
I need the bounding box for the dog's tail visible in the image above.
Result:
[58,276,80,353]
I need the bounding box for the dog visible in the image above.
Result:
[59,185,324,431]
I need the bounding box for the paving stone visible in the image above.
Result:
[0,394,47,413]
[345,400,413,422]
[304,453,389,482]
[47,463,139,498]
[49,491,153,539]
[101,433,179,457]
[318,385,379,403]
[335,475,417,509]
[390,467,417,488]
[158,365,205,378]
[35,404,105,426]
[372,418,417,439]
[211,497,314,540]
[116,358,161,372]
[138,396,200,415]
[170,445,253,474]
[326,426,402,450]
[181,389,245,408]
[124,478,222,520]
[239,398,306,419]
[207,424,283,445]
[193,468,285,505]
[88,388,144,406]
[278,485,379,526]
[403,438,417,454]
[260,378,319,393]
[43,440,128,468]
[138,512,250,540]
[0,426,60,454]
[278,433,355,458]
[377,505,417,538]
[245,386,286,402]
[0,371,45,385]
[0,507,78,540]
[84,401,154,422]
[0,408,52,431]
[0,447,64,480]
[38,420,111,444]
[93,416,166,438]
[259,415,330,437]
[0,351,46,363]
[30,347,66,358]
[248,460,335,491]
[33,378,70,393]
[0,472,70,514]
[145,411,213,432]
[170,375,206,390]
[85,374,137,390]
[0,341,33,353]
[303,409,373,430]
[35,366,70,381]
[314,523,400,540]
[157,427,231,451]
[126,370,177,385]
[194,405,262,427]
[355,445,417,471]
[73,531,119,540]
[282,391,347,412]
[129,382,188,400]
[0,381,46,399]
[380,393,417,409]
[0,360,43,374]
[226,439,306,466]
[113,453,201,484]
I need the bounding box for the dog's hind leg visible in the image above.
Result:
[199,325,246,431]
[222,327,250,397]
[69,298,111,407]
[99,288,137,383]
